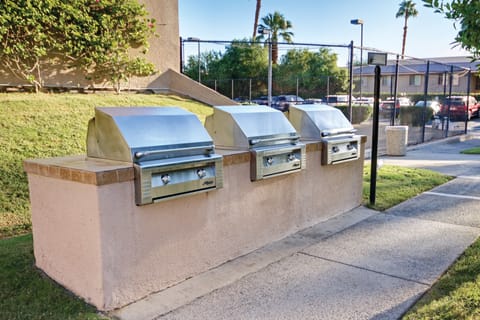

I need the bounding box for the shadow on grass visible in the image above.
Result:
[0,234,108,320]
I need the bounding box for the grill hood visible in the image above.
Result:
[289,104,356,139]
[204,105,300,149]
[87,107,215,163]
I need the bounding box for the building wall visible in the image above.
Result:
[0,0,180,90]
[358,73,476,98]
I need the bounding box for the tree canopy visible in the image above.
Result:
[0,0,156,92]
[183,41,347,99]
[277,48,349,97]
[423,0,480,59]
[396,0,419,59]
[257,11,294,64]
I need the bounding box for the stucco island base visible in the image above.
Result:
[24,139,366,311]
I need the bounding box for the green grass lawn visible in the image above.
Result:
[0,93,476,319]
[0,235,109,320]
[403,239,480,320]
[363,164,452,211]
[461,146,480,155]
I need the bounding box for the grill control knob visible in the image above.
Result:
[197,168,207,179]
[332,146,340,153]
[287,153,296,162]
[266,157,274,166]
[161,174,171,185]
[347,144,354,150]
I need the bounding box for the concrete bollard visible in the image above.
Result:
[385,126,408,156]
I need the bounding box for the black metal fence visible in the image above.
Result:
[182,39,479,152]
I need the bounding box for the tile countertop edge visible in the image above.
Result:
[22,138,366,186]
[23,155,134,186]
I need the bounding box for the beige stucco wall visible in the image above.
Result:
[24,142,365,311]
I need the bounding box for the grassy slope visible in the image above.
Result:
[0,93,213,238]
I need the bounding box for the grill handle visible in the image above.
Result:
[250,136,299,146]
[135,146,214,160]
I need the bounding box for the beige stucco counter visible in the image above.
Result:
[24,138,366,311]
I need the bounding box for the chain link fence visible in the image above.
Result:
[183,39,479,153]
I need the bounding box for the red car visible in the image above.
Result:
[440,96,480,120]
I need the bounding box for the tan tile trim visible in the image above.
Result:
[23,140,366,186]
[24,155,134,186]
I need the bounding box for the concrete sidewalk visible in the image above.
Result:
[112,133,480,320]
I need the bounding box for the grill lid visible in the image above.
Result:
[205,105,300,149]
[289,104,356,139]
[87,107,215,163]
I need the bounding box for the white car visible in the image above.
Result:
[415,100,442,115]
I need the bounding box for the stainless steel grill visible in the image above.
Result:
[205,105,306,180]
[87,107,223,205]
[289,104,361,165]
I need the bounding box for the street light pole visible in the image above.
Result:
[351,19,364,101]
[267,32,272,107]
[258,26,272,107]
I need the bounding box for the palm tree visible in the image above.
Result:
[252,0,262,40]
[257,11,294,64]
[396,0,418,59]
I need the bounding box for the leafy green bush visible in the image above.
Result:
[335,105,372,124]
[399,106,434,127]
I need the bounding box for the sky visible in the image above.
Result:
[178,0,470,66]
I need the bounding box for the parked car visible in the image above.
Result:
[387,97,412,107]
[354,97,374,106]
[252,95,269,105]
[414,100,442,115]
[440,96,480,120]
[379,100,400,118]
[304,98,323,104]
[324,95,353,106]
[271,95,304,112]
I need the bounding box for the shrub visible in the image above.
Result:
[399,106,434,127]
[335,105,372,124]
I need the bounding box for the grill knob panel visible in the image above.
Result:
[197,168,207,179]
[266,157,274,166]
[161,174,171,185]
[287,153,296,162]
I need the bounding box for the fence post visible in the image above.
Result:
[249,78,252,102]
[464,69,471,134]
[391,55,400,126]
[421,60,430,143]
[348,41,354,122]
[446,65,454,137]
[296,77,299,98]
[326,76,330,97]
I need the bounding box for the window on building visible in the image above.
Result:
[438,74,445,86]
[409,75,421,86]
[439,73,460,87]
[475,77,480,90]
[452,74,460,86]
